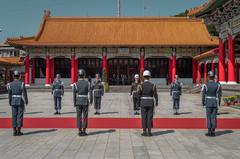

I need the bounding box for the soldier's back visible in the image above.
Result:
[9,80,23,95]
[76,80,89,95]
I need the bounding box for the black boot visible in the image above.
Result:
[211,128,216,137]
[78,128,83,136]
[82,128,88,136]
[147,128,152,137]
[205,128,211,137]
[13,127,17,136]
[17,127,23,136]
[141,129,147,136]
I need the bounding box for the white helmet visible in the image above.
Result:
[143,70,151,77]
[134,74,139,79]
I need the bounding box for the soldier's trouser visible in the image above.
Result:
[94,97,102,110]
[133,97,139,111]
[173,99,180,110]
[54,97,62,110]
[206,107,217,129]
[11,105,24,128]
[141,106,154,130]
[76,105,89,129]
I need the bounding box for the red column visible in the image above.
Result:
[31,58,35,84]
[172,54,176,82]
[218,39,226,83]
[197,62,201,85]
[45,55,50,86]
[140,54,145,76]
[71,54,75,84]
[75,58,78,82]
[50,58,54,83]
[102,53,109,81]
[169,58,172,84]
[192,59,197,84]
[25,54,30,85]
[204,63,207,84]
[211,62,215,73]
[228,35,236,84]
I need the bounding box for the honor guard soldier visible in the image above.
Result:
[52,74,64,115]
[130,74,140,115]
[7,70,28,136]
[91,74,104,115]
[202,71,221,137]
[73,69,93,136]
[137,70,158,137]
[170,75,182,115]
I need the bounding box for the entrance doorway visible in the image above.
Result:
[108,58,139,85]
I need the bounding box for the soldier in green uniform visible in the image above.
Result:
[52,74,64,115]
[170,75,182,115]
[73,69,93,136]
[7,70,28,136]
[137,70,158,137]
[202,71,221,137]
[130,74,140,115]
[91,74,104,115]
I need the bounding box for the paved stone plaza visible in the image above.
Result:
[0,92,240,118]
[0,129,240,159]
[1,92,240,159]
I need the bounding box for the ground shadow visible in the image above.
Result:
[0,97,8,100]
[24,129,57,135]
[88,129,116,136]
[25,111,44,115]
[60,112,75,115]
[215,130,234,136]
[152,130,175,136]
[100,112,119,115]
[217,112,230,115]
[179,112,192,115]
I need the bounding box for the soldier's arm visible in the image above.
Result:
[202,85,206,106]
[51,82,55,94]
[179,84,182,96]
[154,85,158,106]
[62,83,64,96]
[73,84,76,107]
[101,84,104,96]
[130,84,133,95]
[88,82,93,104]
[23,83,28,105]
[7,84,12,106]
[219,84,222,97]
[170,84,173,96]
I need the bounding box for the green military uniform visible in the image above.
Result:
[137,78,158,136]
[170,80,182,115]
[91,79,104,115]
[52,79,64,114]
[7,76,28,136]
[130,81,140,115]
[202,72,221,137]
[73,71,93,136]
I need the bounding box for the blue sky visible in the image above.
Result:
[0,0,208,42]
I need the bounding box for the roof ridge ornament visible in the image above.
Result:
[43,9,51,18]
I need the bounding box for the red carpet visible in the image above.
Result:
[1,117,240,129]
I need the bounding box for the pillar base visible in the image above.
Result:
[25,84,30,87]
[45,84,51,87]
[227,81,237,85]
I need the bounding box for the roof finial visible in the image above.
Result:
[43,9,51,18]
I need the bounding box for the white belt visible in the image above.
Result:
[141,97,154,100]
[77,95,88,97]
[12,95,22,98]
[206,96,217,99]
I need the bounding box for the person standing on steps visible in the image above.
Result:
[52,74,64,115]
[137,70,158,137]
[170,75,182,115]
[73,69,93,136]
[7,70,28,136]
[91,73,104,115]
[130,74,140,115]
[202,71,220,137]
